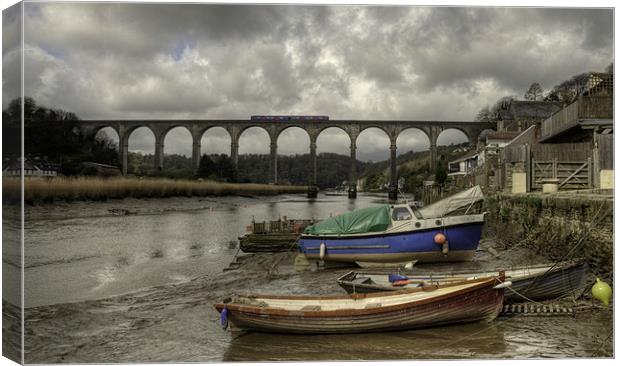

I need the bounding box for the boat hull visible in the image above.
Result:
[338,262,588,303]
[299,221,483,263]
[503,262,588,302]
[214,278,504,334]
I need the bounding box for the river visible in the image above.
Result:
[2,194,613,362]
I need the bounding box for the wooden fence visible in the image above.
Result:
[500,142,598,191]
[540,95,613,140]
[531,142,591,161]
[251,218,314,234]
[598,134,613,170]
[502,144,531,192]
[531,159,592,190]
[540,101,579,140]
[579,95,613,119]
[421,185,452,205]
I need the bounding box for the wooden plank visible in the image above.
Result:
[531,142,591,161]
[559,162,588,186]
[598,133,613,170]
[526,144,532,192]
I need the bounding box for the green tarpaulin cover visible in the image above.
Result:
[304,205,391,235]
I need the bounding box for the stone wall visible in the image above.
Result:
[484,193,613,278]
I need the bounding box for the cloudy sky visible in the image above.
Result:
[2,1,613,161]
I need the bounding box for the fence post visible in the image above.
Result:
[525,144,532,192]
[553,158,558,179]
[504,163,509,193]
[592,131,600,188]
[587,157,593,188]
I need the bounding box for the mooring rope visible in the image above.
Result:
[496,277,545,305]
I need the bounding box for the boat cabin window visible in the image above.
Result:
[392,207,413,221]
[409,205,424,219]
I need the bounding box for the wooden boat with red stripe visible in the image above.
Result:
[213,274,505,334]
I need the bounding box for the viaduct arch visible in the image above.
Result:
[80,119,495,199]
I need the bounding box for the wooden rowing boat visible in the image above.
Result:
[337,261,588,303]
[213,275,504,334]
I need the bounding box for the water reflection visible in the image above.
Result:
[222,322,507,361]
[20,194,381,307]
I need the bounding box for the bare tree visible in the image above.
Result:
[491,96,515,114]
[544,73,590,104]
[524,82,544,101]
[475,105,493,122]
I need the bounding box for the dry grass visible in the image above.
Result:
[3,177,307,203]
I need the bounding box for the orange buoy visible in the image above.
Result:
[434,233,446,245]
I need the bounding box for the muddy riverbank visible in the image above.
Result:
[2,194,614,362]
[484,193,614,279]
[9,248,614,363]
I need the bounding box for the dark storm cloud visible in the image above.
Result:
[393,7,613,93]
[6,3,613,161]
[2,3,22,107]
[24,3,294,59]
[525,8,613,51]
[2,3,21,56]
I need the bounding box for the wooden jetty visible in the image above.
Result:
[239,217,315,253]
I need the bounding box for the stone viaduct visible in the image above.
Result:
[77,119,495,199]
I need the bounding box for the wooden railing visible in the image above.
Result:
[540,101,579,139]
[578,95,613,119]
[502,144,529,163]
[251,218,315,234]
[540,96,613,140]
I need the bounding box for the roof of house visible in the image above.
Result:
[19,161,38,170]
[2,163,20,171]
[3,159,58,172]
[497,109,514,121]
[478,129,495,141]
[498,100,563,121]
[449,150,478,164]
[512,100,563,119]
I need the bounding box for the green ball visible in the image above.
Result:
[592,278,612,307]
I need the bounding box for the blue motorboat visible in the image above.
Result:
[298,186,485,265]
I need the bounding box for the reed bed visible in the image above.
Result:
[3,177,308,204]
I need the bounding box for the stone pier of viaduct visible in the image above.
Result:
[78,119,494,199]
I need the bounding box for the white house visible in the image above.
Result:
[448,151,479,176]
[2,159,58,177]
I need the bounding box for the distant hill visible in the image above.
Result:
[124,144,473,191]
[357,143,475,193]
[126,151,373,188]
[238,152,373,188]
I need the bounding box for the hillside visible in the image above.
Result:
[358,143,475,193]
[110,144,475,192]
[125,152,373,189]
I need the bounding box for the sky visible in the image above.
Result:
[2,1,614,162]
